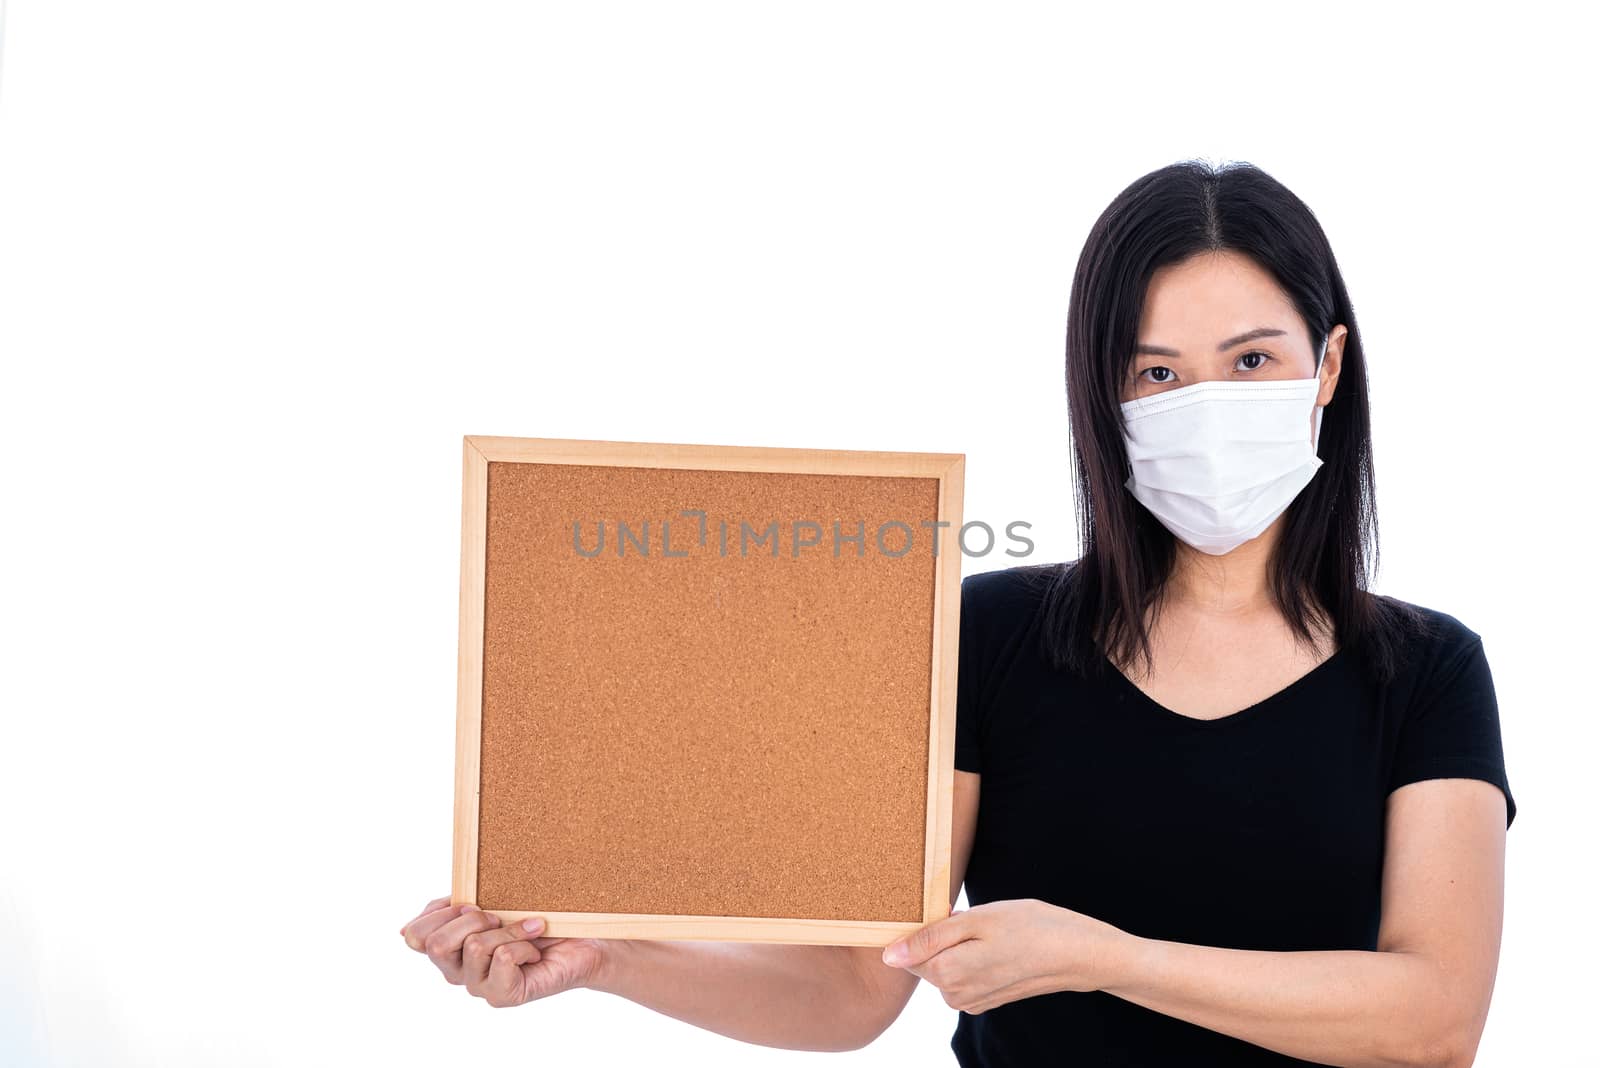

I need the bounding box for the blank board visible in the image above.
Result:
[452,435,964,946]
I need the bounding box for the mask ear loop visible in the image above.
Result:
[1312,333,1330,454]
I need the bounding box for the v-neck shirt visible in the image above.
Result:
[950,564,1515,1067]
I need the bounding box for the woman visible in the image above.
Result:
[400,160,1515,1067]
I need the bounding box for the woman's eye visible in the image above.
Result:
[1140,366,1175,384]
[1236,350,1272,371]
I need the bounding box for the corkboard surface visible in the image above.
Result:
[477,461,940,922]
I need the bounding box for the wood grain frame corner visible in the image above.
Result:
[451,435,965,946]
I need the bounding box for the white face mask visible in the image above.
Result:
[1119,336,1328,556]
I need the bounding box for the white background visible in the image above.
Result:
[1,2,1594,1065]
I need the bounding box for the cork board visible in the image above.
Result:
[452,435,964,947]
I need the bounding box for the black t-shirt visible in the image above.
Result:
[950,565,1516,1068]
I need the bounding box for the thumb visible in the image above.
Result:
[882,911,966,968]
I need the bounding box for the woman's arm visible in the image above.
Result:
[1097,777,1506,1068]
[587,940,908,1052]
[886,776,1506,1068]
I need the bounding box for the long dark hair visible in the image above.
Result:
[1033,159,1428,686]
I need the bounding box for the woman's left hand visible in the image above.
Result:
[880,898,1130,1014]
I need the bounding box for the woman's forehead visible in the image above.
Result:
[1137,251,1301,346]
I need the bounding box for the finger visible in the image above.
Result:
[505,915,551,946]
[403,903,479,953]
[422,909,503,981]
[462,924,544,988]
[399,895,456,935]
[883,912,971,968]
[483,940,544,1005]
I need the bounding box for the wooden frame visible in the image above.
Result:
[452,435,965,946]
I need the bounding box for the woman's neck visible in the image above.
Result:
[1164,515,1283,616]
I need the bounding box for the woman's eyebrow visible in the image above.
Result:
[1134,327,1289,357]
[1217,326,1288,349]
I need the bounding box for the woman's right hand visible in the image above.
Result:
[399,895,613,1008]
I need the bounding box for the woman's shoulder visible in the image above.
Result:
[961,562,1060,621]
[1370,591,1483,646]
[1369,592,1514,826]
[1366,590,1489,685]
[958,564,1066,690]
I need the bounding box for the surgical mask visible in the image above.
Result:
[1119,336,1328,556]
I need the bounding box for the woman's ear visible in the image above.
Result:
[1319,324,1349,405]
